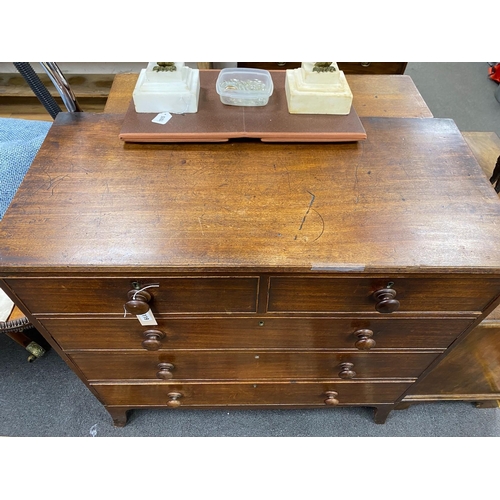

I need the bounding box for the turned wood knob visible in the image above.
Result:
[156,362,174,380]
[166,392,182,408]
[373,288,400,313]
[338,362,356,379]
[124,290,152,315]
[141,329,166,350]
[324,391,340,406]
[354,329,376,350]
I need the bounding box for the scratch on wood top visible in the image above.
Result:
[294,191,316,241]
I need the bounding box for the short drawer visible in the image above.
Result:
[43,317,472,351]
[93,381,413,406]
[70,351,439,381]
[268,276,500,313]
[6,276,259,314]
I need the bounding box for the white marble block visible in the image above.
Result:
[133,62,200,114]
[285,62,353,115]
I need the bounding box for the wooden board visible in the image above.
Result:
[119,70,367,143]
[0,73,114,98]
[462,131,500,180]
[461,132,500,321]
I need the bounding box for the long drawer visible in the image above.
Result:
[93,381,413,406]
[268,276,500,313]
[44,317,473,351]
[6,277,259,314]
[70,351,439,381]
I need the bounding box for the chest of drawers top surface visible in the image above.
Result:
[1,113,500,274]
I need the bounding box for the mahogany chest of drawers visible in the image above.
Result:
[1,113,500,426]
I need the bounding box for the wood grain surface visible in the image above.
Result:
[70,350,439,381]
[462,131,500,180]
[0,114,499,273]
[93,380,413,406]
[39,316,473,351]
[403,323,500,399]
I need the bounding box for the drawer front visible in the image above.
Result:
[268,276,500,313]
[70,351,439,381]
[238,62,300,70]
[93,381,412,406]
[44,317,473,351]
[337,62,407,75]
[6,277,259,314]
[236,63,407,75]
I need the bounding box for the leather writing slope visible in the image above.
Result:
[119,70,367,143]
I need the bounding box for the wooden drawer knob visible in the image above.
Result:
[125,289,152,315]
[373,288,400,313]
[166,392,182,408]
[338,362,356,379]
[141,329,165,350]
[157,362,175,380]
[354,329,376,350]
[324,391,340,405]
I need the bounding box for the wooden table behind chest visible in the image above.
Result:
[2,103,500,426]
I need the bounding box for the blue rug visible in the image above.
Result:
[0,118,52,220]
